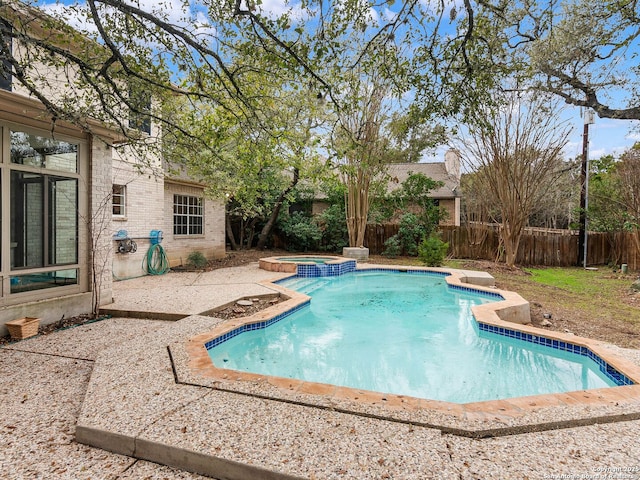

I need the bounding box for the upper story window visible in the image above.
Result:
[128,86,151,134]
[112,184,126,216]
[0,18,13,91]
[173,194,203,236]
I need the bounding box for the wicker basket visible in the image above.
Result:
[5,317,41,340]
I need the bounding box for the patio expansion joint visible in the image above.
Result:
[133,349,215,440]
[1,345,95,363]
[134,387,215,441]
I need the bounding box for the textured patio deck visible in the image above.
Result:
[2,262,640,479]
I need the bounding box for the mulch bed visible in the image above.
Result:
[210,296,285,320]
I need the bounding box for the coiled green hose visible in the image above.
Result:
[146,244,169,275]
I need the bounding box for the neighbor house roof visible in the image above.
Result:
[386,162,460,198]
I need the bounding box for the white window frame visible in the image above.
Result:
[112,184,126,217]
[173,194,203,236]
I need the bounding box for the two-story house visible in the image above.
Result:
[0,2,225,335]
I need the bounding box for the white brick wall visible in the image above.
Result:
[162,182,226,268]
[111,161,226,278]
[90,140,114,305]
[110,146,165,279]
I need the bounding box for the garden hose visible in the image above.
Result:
[145,243,169,275]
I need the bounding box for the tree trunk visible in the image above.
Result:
[226,214,239,251]
[238,218,247,250]
[345,167,370,247]
[256,168,299,250]
[502,223,523,267]
[246,217,259,248]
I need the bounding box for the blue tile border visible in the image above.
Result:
[205,300,310,350]
[448,283,504,300]
[477,322,634,386]
[295,260,357,277]
[359,268,504,299]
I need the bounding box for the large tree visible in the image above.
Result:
[163,62,328,249]
[1,0,504,138]
[457,92,572,267]
[478,0,640,120]
[616,144,640,258]
[332,76,390,248]
[587,145,640,264]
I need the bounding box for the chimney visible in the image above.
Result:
[444,149,460,180]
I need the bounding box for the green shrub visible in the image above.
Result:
[315,204,348,252]
[397,213,427,256]
[382,235,402,257]
[418,234,449,266]
[186,251,208,269]
[279,211,322,252]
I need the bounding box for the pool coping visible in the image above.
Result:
[183,265,640,435]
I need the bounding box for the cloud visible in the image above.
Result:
[381,7,398,22]
[589,147,607,159]
[589,145,630,159]
[230,0,308,22]
[258,0,304,18]
[625,131,640,141]
[39,1,213,36]
[38,0,217,51]
[39,2,98,36]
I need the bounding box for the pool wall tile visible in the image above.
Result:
[476,321,632,386]
[296,260,357,277]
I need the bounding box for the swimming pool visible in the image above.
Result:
[207,270,621,403]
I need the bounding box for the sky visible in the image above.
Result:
[33,0,640,163]
[425,113,640,164]
[571,116,639,160]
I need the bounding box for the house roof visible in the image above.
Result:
[385,162,460,198]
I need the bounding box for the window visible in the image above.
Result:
[10,172,78,268]
[10,131,78,172]
[10,269,78,294]
[128,87,151,134]
[173,195,203,235]
[6,130,80,294]
[0,19,12,91]
[112,184,126,216]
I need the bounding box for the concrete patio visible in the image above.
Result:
[2,263,640,479]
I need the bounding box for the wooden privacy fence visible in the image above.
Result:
[364,223,640,270]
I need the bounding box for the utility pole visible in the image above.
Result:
[578,110,594,267]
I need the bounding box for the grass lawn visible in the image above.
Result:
[492,265,640,347]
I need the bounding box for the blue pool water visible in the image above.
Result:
[207,270,617,403]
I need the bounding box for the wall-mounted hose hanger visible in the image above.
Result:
[146,229,168,275]
[149,229,163,245]
[113,229,137,254]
